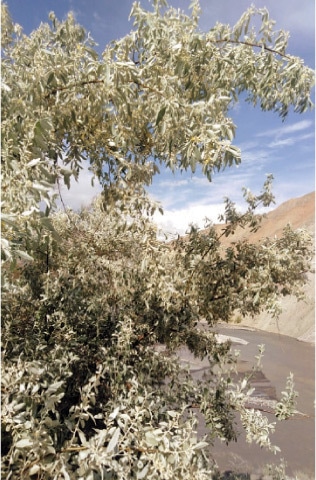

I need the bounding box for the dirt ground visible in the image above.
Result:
[177,325,315,478]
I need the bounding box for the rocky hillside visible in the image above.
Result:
[218,192,315,342]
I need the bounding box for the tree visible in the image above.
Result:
[1,1,314,478]
[1,0,314,260]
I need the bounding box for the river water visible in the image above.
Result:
[178,325,315,478]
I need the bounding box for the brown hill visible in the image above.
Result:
[219,192,315,342]
[215,191,315,246]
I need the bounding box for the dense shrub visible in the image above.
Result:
[1,1,314,477]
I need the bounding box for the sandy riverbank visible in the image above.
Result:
[185,325,315,478]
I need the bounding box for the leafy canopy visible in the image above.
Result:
[1,1,314,479]
[1,0,314,260]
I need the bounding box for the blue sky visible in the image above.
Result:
[6,0,315,235]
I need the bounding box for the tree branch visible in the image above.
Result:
[215,39,291,60]
[45,79,104,98]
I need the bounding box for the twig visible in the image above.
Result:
[214,39,291,60]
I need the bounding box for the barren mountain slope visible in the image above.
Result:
[216,191,315,244]
[216,192,315,342]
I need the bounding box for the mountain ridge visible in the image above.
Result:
[214,191,315,245]
[222,191,315,342]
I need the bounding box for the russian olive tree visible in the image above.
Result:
[1,1,314,478]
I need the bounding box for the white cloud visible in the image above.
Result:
[157,178,191,188]
[153,202,226,238]
[149,163,274,236]
[240,147,275,167]
[268,138,295,148]
[151,176,279,238]
[56,165,102,211]
[268,131,315,149]
[256,120,313,138]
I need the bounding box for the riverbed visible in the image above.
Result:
[178,325,315,478]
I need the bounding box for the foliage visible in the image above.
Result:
[1,1,314,478]
[1,0,314,260]
[275,373,298,420]
[2,192,312,478]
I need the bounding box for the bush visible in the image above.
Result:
[1,1,314,477]
[2,195,310,478]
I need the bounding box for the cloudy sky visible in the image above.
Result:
[6,0,315,235]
